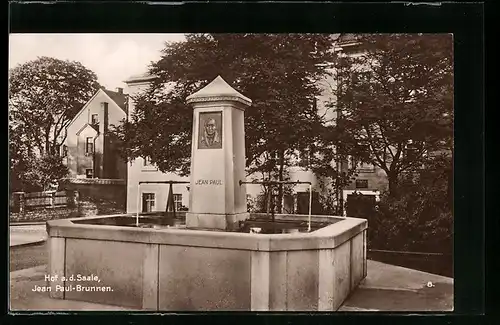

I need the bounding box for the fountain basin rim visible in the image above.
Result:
[46,215,367,252]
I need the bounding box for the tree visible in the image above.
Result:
[247,158,296,214]
[9,56,100,156]
[332,34,453,197]
[369,153,453,254]
[9,120,31,192]
[114,33,339,212]
[9,136,69,192]
[9,57,99,193]
[23,155,69,192]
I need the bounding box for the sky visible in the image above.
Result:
[9,33,186,90]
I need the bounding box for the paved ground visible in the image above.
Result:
[10,225,49,272]
[338,260,453,311]
[9,225,453,312]
[10,224,47,247]
[10,242,48,272]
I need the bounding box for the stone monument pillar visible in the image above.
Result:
[185,76,252,230]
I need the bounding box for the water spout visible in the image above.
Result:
[308,184,312,232]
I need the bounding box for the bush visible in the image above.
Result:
[11,154,69,193]
[369,194,453,254]
[367,157,453,255]
[317,185,340,215]
[248,194,272,213]
[80,196,126,215]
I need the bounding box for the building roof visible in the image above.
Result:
[103,89,128,114]
[59,178,126,185]
[66,88,128,131]
[124,72,157,84]
[75,123,99,136]
[334,34,364,53]
[337,33,359,44]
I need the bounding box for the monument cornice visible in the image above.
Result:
[185,75,252,108]
[187,95,252,107]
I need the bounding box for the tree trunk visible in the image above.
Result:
[51,137,60,157]
[44,127,51,156]
[387,171,399,198]
[277,150,285,214]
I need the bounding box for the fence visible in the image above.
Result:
[58,178,126,210]
[11,190,79,213]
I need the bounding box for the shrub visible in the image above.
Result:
[11,154,69,193]
[367,156,453,254]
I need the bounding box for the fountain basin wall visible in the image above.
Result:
[46,214,367,311]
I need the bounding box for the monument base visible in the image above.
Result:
[186,212,250,231]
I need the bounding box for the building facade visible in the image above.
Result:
[333,34,388,209]
[124,73,190,213]
[63,87,128,180]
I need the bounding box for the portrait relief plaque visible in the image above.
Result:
[198,111,223,149]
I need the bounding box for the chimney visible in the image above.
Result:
[116,87,123,94]
[100,102,109,178]
[100,102,109,134]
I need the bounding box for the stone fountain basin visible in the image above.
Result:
[46,213,367,311]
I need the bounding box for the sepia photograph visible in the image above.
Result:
[9,32,454,312]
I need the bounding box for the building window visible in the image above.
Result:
[173,194,182,211]
[405,147,417,161]
[85,169,93,179]
[142,156,158,171]
[404,140,423,162]
[61,145,68,157]
[283,194,295,214]
[85,137,93,154]
[91,114,99,125]
[143,157,152,167]
[355,179,369,189]
[142,193,155,213]
[296,191,320,215]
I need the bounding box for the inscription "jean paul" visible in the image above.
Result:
[195,179,223,185]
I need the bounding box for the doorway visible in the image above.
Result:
[296,191,320,214]
[346,192,376,219]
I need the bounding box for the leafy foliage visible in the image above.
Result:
[9,56,100,156]
[247,167,296,214]
[9,57,99,193]
[10,154,69,192]
[366,154,453,254]
[113,34,337,179]
[332,34,453,196]
[316,177,349,215]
